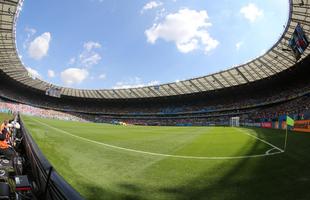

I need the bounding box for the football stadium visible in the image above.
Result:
[0,0,310,199]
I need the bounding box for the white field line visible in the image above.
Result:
[236,128,284,153]
[266,148,277,155]
[30,118,284,160]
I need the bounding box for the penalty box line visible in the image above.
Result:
[235,128,284,153]
[29,118,284,160]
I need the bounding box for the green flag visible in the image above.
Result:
[286,116,295,126]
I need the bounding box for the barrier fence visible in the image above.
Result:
[242,120,310,133]
[293,120,310,132]
[18,114,84,200]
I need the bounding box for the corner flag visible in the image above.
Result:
[287,116,295,126]
[284,115,294,151]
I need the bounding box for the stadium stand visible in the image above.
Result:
[0,0,310,199]
[1,56,310,126]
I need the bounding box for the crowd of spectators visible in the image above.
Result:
[247,94,310,122]
[1,65,310,126]
[0,98,84,122]
[1,81,310,117]
[0,89,309,126]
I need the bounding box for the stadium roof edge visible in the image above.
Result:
[0,0,310,99]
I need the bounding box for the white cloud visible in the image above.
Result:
[23,27,36,49]
[26,67,41,79]
[236,41,243,50]
[83,41,101,51]
[47,69,55,78]
[154,8,166,22]
[145,8,219,54]
[141,1,163,13]
[114,77,159,89]
[240,3,263,23]
[28,32,51,60]
[25,27,36,35]
[79,53,102,67]
[69,41,102,68]
[98,73,106,80]
[64,41,103,86]
[61,68,89,86]
[69,57,76,65]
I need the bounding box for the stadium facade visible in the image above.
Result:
[0,0,309,99]
[0,0,310,128]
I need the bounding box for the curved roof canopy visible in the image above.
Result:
[0,0,310,99]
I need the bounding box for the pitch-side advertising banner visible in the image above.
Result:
[261,122,272,128]
[293,120,310,133]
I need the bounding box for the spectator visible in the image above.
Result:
[0,128,14,159]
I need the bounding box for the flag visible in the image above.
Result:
[286,116,295,126]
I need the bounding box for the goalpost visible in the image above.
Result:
[230,117,240,127]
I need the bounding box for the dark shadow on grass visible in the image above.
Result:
[158,138,264,200]
[78,181,119,200]
[157,128,310,200]
[118,183,140,193]
[79,181,143,200]
[117,183,143,200]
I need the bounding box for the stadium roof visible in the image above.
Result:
[0,0,310,99]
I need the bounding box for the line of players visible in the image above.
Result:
[0,119,20,160]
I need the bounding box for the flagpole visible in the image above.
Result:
[284,125,288,151]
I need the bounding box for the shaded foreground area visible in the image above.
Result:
[22,116,310,200]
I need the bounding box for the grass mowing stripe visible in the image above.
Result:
[29,117,283,160]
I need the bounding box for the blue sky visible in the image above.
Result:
[16,0,289,89]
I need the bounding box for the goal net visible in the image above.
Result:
[230,117,240,127]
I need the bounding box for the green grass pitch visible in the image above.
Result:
[22,115,310,200]
[0,112,12,122]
